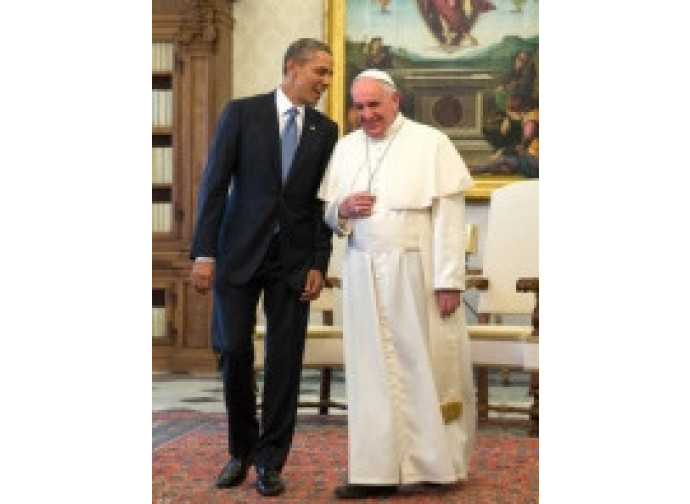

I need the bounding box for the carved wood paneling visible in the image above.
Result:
[153,0,233,373]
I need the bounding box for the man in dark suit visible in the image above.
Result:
[190,38,338,497]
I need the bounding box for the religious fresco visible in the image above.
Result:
[341,0,539,180]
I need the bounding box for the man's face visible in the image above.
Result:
[285,50,333,107]
[351,78,399,139]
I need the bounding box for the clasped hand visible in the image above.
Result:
[338,191,376,219]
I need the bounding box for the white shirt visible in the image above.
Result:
[276,87,304,139]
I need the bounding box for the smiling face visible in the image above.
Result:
[350,77,400,139]
[281,49,333,107]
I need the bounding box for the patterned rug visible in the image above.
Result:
[153,410,538,503]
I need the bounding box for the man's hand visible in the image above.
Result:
[301,269,325,301]
[338,191,376,219]
[191,261,215,294]
[435,289,462,318]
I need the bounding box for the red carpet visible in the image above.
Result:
[153,411,538,503]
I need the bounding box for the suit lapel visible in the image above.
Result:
[257,93,282,186]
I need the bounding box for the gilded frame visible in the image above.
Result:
[323,0,536,200]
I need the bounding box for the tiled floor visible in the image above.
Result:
[152,369,347,415]
[152,369,534,418]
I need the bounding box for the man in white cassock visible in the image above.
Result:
[318,69,476,500]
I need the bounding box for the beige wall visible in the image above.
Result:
[232,0,326,102]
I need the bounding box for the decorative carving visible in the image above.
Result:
[176,0,227,45]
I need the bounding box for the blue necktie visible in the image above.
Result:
[281,107,298,183]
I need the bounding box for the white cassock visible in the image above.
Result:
[318,114,476,484]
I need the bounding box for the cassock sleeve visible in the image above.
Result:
[319,145,353,237]
[431,193,466,290]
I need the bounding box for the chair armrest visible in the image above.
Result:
[466,276,488,290]
[516,277,538,293]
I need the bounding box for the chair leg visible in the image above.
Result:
[529,370,539,437]
[500,367,511,385]
[476,366,489,422]
[319,367,333,415]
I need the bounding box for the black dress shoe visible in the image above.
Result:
[256,467,285,497]
[334,483,397,499]
[215,457,250,488]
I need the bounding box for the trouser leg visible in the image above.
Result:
[214,282,261,459]
[254,268,308,470]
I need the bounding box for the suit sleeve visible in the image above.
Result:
[190,102,239,259]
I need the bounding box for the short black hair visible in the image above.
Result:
[283,38,331,75]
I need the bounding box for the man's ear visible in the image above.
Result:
[284,59,297,79]
[392,91,402,107]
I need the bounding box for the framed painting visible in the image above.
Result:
[325,0,539,200]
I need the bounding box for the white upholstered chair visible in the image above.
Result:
[466,180,539,435]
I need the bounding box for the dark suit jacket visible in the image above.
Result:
[191,91,338,290]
